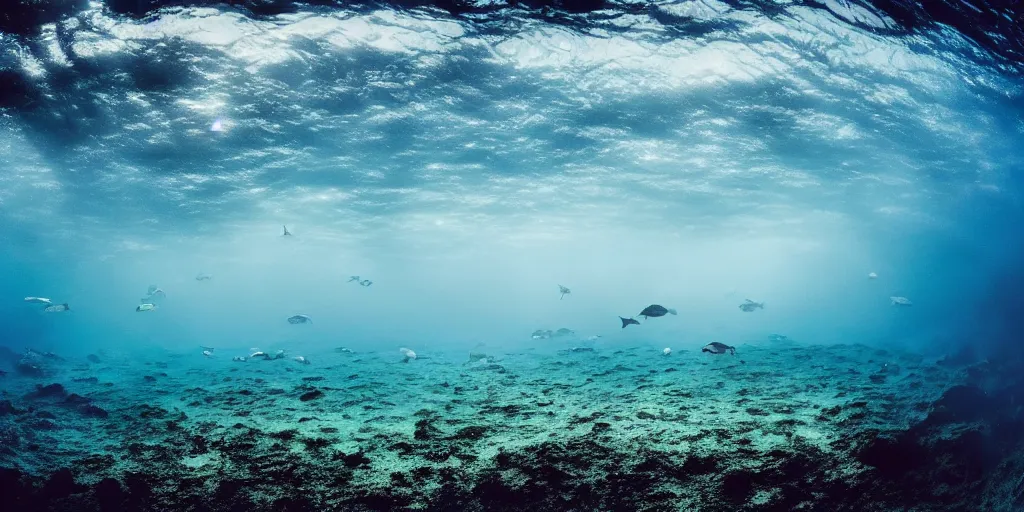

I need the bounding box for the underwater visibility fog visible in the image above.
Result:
[1,1,1023,511]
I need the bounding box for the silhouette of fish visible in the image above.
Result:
[619,316,640,328]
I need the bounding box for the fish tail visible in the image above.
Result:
[667,308,677,315]
[63,303,69,310]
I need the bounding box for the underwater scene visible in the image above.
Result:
[1,1,1023,511]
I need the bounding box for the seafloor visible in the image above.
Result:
[1,339,1022,512]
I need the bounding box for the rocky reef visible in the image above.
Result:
[1,343,1023,511]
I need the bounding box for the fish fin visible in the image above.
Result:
[667,308,677,315]
[63,303,69,310]
[619,317,629,328]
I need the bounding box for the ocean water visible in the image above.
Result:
[1,1,1023,510]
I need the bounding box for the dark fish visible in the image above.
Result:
[43,303,70,313]
[620,316,640,328]
[348,276,361,282]
[282,225,292,236]
[558,285,570,300]
[639,305,677,319]
[738,299,764,312]
[702,342,736,355]
[359,280,373,287]
[287,315,312,324]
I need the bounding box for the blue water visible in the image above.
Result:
[0,1,1023,509]
[3,3,1021,360]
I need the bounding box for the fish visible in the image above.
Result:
[663,347,672,356]
[639,305,677,319]
[195,273,212,281]
[531,329,552,339]
[143,286,166,302]
[400,347,417,362]
[43,303,70,313]
[359,280,373,287]
[136,303,156,312]
[202,350,213,358]
[294,356,310,365]
[619,316,640,328]
[288,314,312,324]
[702,342,736,355]
[24,297,52,305]
[553,328,574,337]
[558,285,571,300]
[282,225,292,236]
[868,272,878,279]
[890,296,912,306]
[348,276,361,282]
[738,299,764,312]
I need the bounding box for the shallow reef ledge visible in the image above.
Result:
[2,344,1024,511]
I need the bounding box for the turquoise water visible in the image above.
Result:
[1,1,1023,510]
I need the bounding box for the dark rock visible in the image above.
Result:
[302,437,331,451]
[721,470,755,504]
[143,376,156,382]
[270,429,299,441]
[387,442,416,455]
[414,418,441,441]
[80,405,109,418]
[423,448,454,462]
[855,433,925,476]
[64,393,91,405]
[30,419,60,431]
[94,477,124,510]
[926,385,989,424]
[0,468,31,504]
[36,410,57,419]
[339,451,371,468]
[449,425,488,441]
[43,468,88,499]
[29,383,67,399]
[0,400,22,416]
[299,389,324,402]
[636,411,656,420]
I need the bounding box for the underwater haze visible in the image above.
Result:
[1,1,1024,511]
